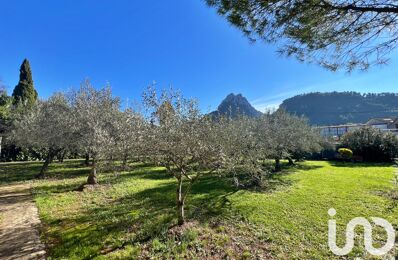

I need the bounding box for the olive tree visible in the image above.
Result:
[217,111,319,186]
[283,115,322,163]
[218,116,267,187]
[256,110,321,171]
[143,87,224,225]
[69,80,120,185]
[111,108,146,169]
[11,93,73,178]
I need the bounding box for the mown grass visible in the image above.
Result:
[0,160,397,259]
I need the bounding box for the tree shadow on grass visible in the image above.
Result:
[0,162,43,185]
[38,163,324,258]
[42,173,240,259]
[242,163,325,193]
[103,166,172,184]
[280,162,324,172]
[33,181,85,194]
[45,168,90,180]
[0,160,90,186]
[51,160,86,168]
[327,161,393,168]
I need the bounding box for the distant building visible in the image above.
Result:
[318,124,366,139]
[366,117,398,131]
[318,117,398,139]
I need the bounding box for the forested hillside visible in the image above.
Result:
[280,92,398,125]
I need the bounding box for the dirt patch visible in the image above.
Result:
[141,220,272,259]
[0,184,46,259]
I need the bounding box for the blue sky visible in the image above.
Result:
[1,0,398,112]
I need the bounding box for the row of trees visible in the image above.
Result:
[5,59,398,225]
[0,59,40,161]
[6,81,321,225]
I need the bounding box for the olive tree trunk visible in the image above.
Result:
[275,158,281,172]
[287,157,295,166]
[84,153,90,166]
[176,176,185,225]
[253,172,263,187]
[37,149,58,179]
[87,158,98,185]
[122,153,128,170]
[57,150,66,163]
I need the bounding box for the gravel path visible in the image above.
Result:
[0,184,46,260]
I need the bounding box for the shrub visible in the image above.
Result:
[341,127,398,162]
[338,148,353,160]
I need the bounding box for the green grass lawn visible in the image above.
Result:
[1,160,397,259]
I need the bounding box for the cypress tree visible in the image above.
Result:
[12,59,38,107]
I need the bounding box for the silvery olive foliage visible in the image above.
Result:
[69,80,121,184]
[142,86,225,225]
[219,110,321,186]
[110,108,147,169]
[10,80,322,224]
[11,93,73,177]
[257,110,321,171]
[218,116,269,188]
